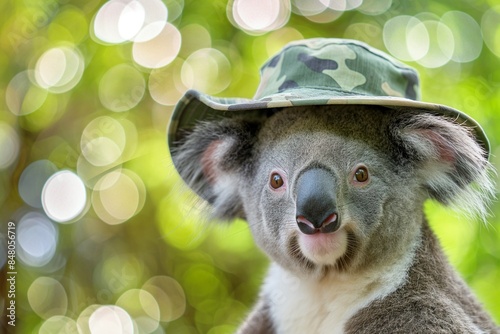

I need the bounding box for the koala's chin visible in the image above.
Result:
[296,228,348,266]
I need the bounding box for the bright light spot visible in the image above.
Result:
[291,0,327,16]
[88,305,134,334]
[305,8,343,23]
[27,277,67,318]
[181,48,232,95]
[415,20,454,68]
[441,11,482,63]
[92,170,146,225]
[116,289,160,333]
[0,122,20,169]
[34,46,85,93]
[118,1,146,40]
[81,116,126,167]
[85,137,122,167]
[135,0,169,42]
[93,0,168,44]
[77,304,101,334]
[384,12,481,68]
[324,0,362,11]
[35,48,66,88]
[19,160,58,208]
[290,0,346,22]
[77,118,138,188]
[18,212,58,267]
[383,15,426,62]
[98,64,145,112]
[481,7,500,58]
[39,316,80,334]
[6,71,48,116]
[406,19,430,61]
[357,0,392,15]
[142,276,186,322]
[149,59,187,105]
[166,0,184,22]
[42,170,87,223]
[135,20,167,44]
[132,22,181,68]
[93,0,129,43]
[230,0,291,34]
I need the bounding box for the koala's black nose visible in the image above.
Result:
[295,168,340,235]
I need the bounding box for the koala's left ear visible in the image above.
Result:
[171,118,260,221]
[392,113,495,219]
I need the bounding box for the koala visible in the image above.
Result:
[172,105,498,333]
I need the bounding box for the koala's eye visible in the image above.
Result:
[270,173,284,189]
[354,166,369,183]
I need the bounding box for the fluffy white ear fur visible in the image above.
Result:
[172,119,257,221]
[399,114,495,221]
[200,138,242,218]
[201,139,234,185]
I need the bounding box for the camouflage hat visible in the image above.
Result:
[168,38,489,156]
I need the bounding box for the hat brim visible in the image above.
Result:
[168,89,490,158]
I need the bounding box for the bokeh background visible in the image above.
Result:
[1,0,500,333]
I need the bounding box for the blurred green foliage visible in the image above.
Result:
[1,0,499,333]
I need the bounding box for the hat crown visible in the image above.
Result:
[169,38,489,160]
[253,38,421,102]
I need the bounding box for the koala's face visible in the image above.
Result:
[241,108,417,275]
[173,105,491,277]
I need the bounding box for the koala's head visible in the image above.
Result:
[172,106,494,277]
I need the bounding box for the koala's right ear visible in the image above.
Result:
[391,112,495,220]
[171,118,260,221]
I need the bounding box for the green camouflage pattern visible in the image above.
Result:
[168,38,489,156]
[253,38,419,102]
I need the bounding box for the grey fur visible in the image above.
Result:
[172,105,498,333]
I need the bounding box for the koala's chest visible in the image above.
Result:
[263,265,400,334]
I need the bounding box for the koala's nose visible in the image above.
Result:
[295,168,340,235]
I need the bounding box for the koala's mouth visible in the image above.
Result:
[288,228,359,273]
